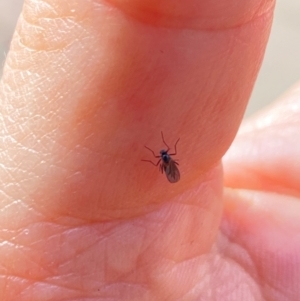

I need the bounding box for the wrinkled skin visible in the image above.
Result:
[0,0,299,300]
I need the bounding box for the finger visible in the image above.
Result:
[223,82,300,196]
[217,189,300,301]
[0,0,274,213]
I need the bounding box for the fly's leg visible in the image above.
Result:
[142,159,161,166]
[169,137,180,156]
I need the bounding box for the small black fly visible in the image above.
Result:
[142,132,180,183]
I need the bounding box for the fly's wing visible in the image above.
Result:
[164,160,180,183]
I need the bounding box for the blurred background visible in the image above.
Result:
[1,0,300,116]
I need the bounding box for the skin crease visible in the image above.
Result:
[0,0,299,300]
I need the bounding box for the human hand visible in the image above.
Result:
[1,0,299,300]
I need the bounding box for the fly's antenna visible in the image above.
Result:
[144,145,158,158]
[161,131,170,151]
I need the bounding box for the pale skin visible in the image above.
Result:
[0,0,299,300]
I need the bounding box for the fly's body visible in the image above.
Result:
[142,132,180,183]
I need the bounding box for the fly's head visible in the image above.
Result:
[160,150,171,163]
